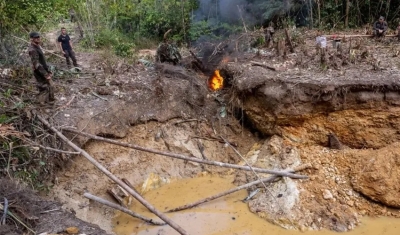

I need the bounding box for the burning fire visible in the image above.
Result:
[208,70,224,91]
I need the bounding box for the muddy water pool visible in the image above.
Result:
[113,176,399,235]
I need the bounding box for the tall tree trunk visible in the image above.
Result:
[345,0,350,28]
[386,0,391,18]
[181,0,186,43]
[0,27,7,61]
[317,0,321,27]
[309,0,313,28]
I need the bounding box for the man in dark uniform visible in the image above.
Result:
[264,22,275,48]
[28,32,55,104]
[373,16,388,38]
[69,8,76,23]
[58,27,78,67]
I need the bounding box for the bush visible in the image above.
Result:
[114,42,134,57]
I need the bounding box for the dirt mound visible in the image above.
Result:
[351,143,400,208]
[0,178,110,235]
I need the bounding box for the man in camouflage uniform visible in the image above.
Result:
[264,23,275,48]
[373,16,388,38]
[28,32,55,104]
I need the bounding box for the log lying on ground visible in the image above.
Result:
[324,34,398,38]
[84,192,165,225]
[166,163,311,213]
[250,61,278,71]
[63,128,308,179]
[36,114,188,235]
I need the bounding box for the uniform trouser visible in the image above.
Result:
[64,49,77,66]
[33,70,54,103]
[265,31,274,47]
[373,30,386,37]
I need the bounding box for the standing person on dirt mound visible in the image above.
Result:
[28,32,55,104]
[373,16,388,38]
[58,27,78,68]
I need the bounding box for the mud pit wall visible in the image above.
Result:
[222,62,400,231]
[230,66,400,149]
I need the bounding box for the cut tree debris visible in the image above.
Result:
[62,128,308,179]
[35,113,188,235]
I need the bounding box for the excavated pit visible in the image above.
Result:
[44,34,400,234]
[49,59,400,234]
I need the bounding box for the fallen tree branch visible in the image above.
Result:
[30,142,80,155]
[63,128,308,179]
[324,34,398,38]
[173,118,200,125]
[166,175,278,213]
[250,61,278,71]
[165,164,311,213]
[191,135,238,147]
[1,197,8,225]
[122,178,141,195]
[0,203,36,234]
[91,91,109,101]
[35,114,188,235]
[84,192,165,225]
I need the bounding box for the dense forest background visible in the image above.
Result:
[1,0,400,57]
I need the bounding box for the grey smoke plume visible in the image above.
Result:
[190,0,310,43]
[194,0,261,25]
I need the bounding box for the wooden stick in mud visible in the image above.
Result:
[35,115,188,235]
[166,175,278,213]
[166,164,310,213]
[122,178,141,195]
[63,128,308,179]
[84,192,166,225]
[323,34,398,38]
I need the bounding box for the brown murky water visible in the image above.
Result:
[113,175,400,235]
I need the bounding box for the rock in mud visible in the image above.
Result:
[322,189,334,200]
[351,143,400,208]
[234,135,302,229]
[66,227,80,234]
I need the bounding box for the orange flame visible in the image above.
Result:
[208,70,224,91]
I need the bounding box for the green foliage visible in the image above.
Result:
[252,36,265,48]
[114,42,134,57]
[0,0,69,32]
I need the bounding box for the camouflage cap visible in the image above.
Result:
[29,32,40,38]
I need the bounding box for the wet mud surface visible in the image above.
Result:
[113,175,400,235]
